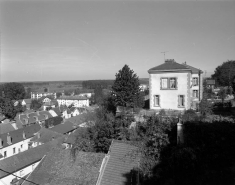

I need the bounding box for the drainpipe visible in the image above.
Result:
[199,70,201,101]
[177,118,184,145]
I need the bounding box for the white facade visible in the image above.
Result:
[0,138,31,160]
[149,60,203,111]
[57,98,89,108]
[31,92,56,99]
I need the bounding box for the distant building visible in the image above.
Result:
[0,123,41,160]
[21,99,32,110]
[139,84,148,91]
[57,95,89,108]
[148,59,203,110]
[206,79,216,89]
[31,92,56,99]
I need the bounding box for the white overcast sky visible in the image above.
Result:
[0,0,235,82]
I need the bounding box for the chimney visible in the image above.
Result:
[165,59,175,63]
[37,132,41,139]
[7,133,12,145]
[0,138,3,148]
[177,119,184,144]
[23,131,26,139]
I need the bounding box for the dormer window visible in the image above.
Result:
[7,133,12,145]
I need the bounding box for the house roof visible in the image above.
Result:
[206,79,216,85]
[0,122,15,134]
[98,140,139,185]
[148,60,202,74]
[49,121,76,134]
[24,148,105,185]
[67,112,96,126]
[30,127,64,144]
[51,107,62,116]
[182,63,203,74]
[0,137,62,179]
[22,99,32,104]
[58,95,88,100]
[0,123,41,149]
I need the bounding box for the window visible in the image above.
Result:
[20,170,25,176]
[192,77,198,86]
[21,144,23,148]
[161,78,177,89]
[4,151,7,158]
[161,78,168,89]
[154,95,160,106]
[178,95,185,107]
[193,90,198,98]
[13,147,16,154]
[169,78,177,89]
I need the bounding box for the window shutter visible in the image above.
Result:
[160,79,162,89]
[183,95,185,106]
[159,95,160,106]
[176,78,178,89]
[178,95,180,106]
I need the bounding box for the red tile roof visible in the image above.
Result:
[98,140,139,185]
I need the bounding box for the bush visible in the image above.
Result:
[182,109,199,122]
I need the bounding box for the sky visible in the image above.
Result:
[0,0,235,82]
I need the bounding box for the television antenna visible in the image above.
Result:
[161,51,169,61]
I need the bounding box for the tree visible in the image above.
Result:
[25,87,32,99]
[112,65,144,108]
[0,82,25,100]
[94,86,103,105]
[56,92,62,98]
[212,60,235,87]
[199,91,212,116]
[0,98,16,119]
[218,87,227,104]
[232,76,235,96]
[30,99,43,110]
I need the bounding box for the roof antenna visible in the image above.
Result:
[161,51,169,62]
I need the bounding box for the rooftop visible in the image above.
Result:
[58,95,89,100]
[0,123,41,149]
[148,60,202,74]
[0,138,62,179]
[98,140,139,185]
[49,120,76,134]
[24,148,105,185]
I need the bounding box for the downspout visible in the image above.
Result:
[199,70,201,101]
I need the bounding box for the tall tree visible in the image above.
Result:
[212,60,235,87]
[94,86,103,105]
[0,98,16,119]
[30,99,43,110]
[0,82,25,100]
[112,65,144,108]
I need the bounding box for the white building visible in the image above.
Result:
[0,124,41,160]
[57,96,89,108]
[148,60,203,111]
[31,92,56,99]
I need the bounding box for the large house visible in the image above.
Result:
[57,95,89,108]
[148,59,203,110]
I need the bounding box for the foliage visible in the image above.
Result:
[232,76,235,95]
[82,80,113,89]
[94,86,103,105]
[182,109,199,122]
[25,87,32,99]
[218,87,227,103]
[30,99,43,110]
[0,82,25,100]
[199,91,212,116]
[46,106,52,111]
[44,116,63,128]
[56,92,62,98]
[44,87,48,92]
[0,98,17,119]
[112,65,144,108]
[212,60,235,87]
